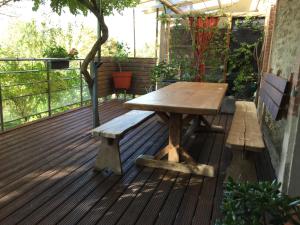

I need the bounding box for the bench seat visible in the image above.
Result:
[226,101,265,152]
[225,74,289,181]
[92,110,155,139]
[92,110,155,174]
[225,101,265,181]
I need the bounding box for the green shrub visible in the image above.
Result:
[43,46,69,58]
[216,178,300,225]
[150,61,179,84]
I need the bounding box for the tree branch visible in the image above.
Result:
[0,0,15,8]
[78,0,108,89]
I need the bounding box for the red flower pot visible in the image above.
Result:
[112,71,132,90]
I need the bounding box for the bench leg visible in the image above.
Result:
[226,150,257,182]
[94,137,123,175]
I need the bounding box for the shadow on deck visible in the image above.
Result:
[0,100,274,225]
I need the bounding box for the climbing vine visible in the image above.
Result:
[228,16,264,99]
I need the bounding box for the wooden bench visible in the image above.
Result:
[226,73,289,181]
[91,110,155,175]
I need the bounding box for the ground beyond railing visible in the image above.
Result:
[0,57,156,132]
[0,58,90,132]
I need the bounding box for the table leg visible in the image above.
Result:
[154,113,181,161]
[168,113,181,162]
[136,112,215,177]
[194,115,224,133]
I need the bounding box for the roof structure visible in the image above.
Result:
[137,0,274,15]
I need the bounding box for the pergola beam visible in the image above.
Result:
[217,0,222,8]
[142,0,212,14]
[159,0,183,14]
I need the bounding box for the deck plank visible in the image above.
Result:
[0,100,273,225]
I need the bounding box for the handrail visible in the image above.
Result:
[0,58,85,62]
[0,58,90,132]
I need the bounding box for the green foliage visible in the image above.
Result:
[229,42,258,98]
[43,46,69,58]
[171,57,197,81]
[235,16,263,32]
[216,178,300,225]
[0,20,95,59]
[0,59,87,128]
[169,15,229,82]
[42,46,79,59]
[228,17,264,99]
[150,61,179,84]
[0,20,92,128]
[108,41,130,71]
[32,0,140,17]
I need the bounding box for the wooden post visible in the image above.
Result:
[223,16,232,82]
[155,8,159,60]
[133,8,136,58]
[166,20,171,62]
[0,81,4,132]
[159,21,167,62]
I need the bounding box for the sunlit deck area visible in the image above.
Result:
[0,100,275,225]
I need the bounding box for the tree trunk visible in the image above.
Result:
[78,1,109,128]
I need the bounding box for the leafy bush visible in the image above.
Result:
[150,61,179,84]
[216,178,300,225]
[171,57,197,82]
[108,41,130,71]
[228,17,264,99]
[43,46,69,58]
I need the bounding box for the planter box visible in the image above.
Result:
[48,60,70,70]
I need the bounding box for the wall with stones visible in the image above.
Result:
[262,0,300,195]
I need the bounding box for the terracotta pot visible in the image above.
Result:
[112,71,132,90]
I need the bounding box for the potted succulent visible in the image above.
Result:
[43,46,78,70]
[216,178,300,225]
[110,42,132,90]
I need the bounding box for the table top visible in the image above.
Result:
[124,82,228,115]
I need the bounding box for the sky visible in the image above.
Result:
[0,1,157,56]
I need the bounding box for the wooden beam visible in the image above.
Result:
[217,0,222,8]
[159,0,183,14]
[143,0,205,14]
[156,112,169,123]
[223,16,232,82]
[136,155,215,177]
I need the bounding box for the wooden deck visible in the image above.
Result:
[0,100,275,225]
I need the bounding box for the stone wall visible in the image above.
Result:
[262,0,300,195]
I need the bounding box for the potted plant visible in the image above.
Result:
[151,61,179,89]
[110,42,132,90]
[43,46,78,70]
[216,177,300,225]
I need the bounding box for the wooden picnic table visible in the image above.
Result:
[124,81,228,177]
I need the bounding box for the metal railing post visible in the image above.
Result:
[46,61,52,116]
[80,61,83,107]
[0,81,4,132]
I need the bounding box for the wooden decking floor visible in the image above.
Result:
[0,100,274,225]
